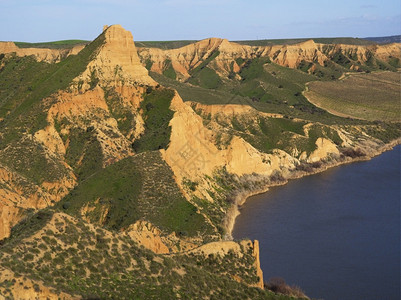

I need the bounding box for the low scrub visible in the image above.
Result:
[265,277,308,299]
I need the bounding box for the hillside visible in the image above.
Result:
[0,25,400,299]
[364,35,401,44]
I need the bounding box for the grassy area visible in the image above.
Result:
[162,59,177,80]
[65,127,104,181]
[58,151,214,237]
[211,114,341,155]
[187,50,222,89]
[0,137,71,185]
[103,87,136,137]
[0,210,291,299]
[305,72,401,122]
[151,53,370,126]
[14,40,89,49]
[188,66,222,89]
[132,87,175,152]
[135,40,198,49]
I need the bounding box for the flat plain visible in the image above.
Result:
[304,71,401,122]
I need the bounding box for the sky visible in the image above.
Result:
[0,0,400,42]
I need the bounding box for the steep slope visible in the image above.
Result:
[0,210,276,299]
[160,92,400,238]
[0,41,84,63]
[138,38,401,80]
[0,24,158,240]
[1,26,400,299]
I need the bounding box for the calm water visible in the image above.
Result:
[233,145,400,300]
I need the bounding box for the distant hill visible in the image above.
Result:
[363,35,401,44]
[136,40,198,49]
[9,36,400,51]
[234,37,376,46]
[14,39,89,49]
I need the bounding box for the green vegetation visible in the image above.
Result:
[362,123,401,144]
[0,137,71,185]
[162,59,177,80]
[0,210,294,299]
[305,72,401,122]
[1,31,399,300]
[235,37,375,46]
[14,40,89,49]
[135,40,198,49]
[65,127,104,181]
[151,57,368,125]
[227,116,325,155]
[364,35,400,44]
[132,87,175,152]
[191,169,239,236]
[187,50,222,89]
[59,151,214,236]
[188,66,222,89]
[104,87,136,136]
[387,56,400,68]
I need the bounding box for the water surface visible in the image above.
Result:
[233,146,400,300]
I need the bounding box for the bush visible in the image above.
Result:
[340,147,366,158]
[265,277,307,298]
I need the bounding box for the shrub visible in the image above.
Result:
[340,147,366,158]
[265,277,307,298]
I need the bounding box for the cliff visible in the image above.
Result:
[0,25,156,240]
[0,25,399,299]
[138,38,401,79]
[73,24,156,89]
[0,41,84,63]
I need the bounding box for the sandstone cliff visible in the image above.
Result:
[1,25,400,299]
[138,38,401,79]
[0,25,156,240]
[0,41,84,63]
[72,24,156,90]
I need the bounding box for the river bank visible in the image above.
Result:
[232,142,400,299]
[224,138,401,239]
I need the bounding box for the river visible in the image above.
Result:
[233,145,400,300]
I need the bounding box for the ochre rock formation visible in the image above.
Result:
[126,221,170,254]
[74,24,156,90]
[0,25,156,240]
[138,38,401,79]
[162,92,298,186]
[0,41,85,63]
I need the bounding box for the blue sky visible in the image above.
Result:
[1,0,400,42]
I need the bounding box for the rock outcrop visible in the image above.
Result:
[163,93,299,185]
[0,25,157,240]
[127,221,170,254]
[138,38,401,79]
[73,25,156,90]
[0,41,85,63]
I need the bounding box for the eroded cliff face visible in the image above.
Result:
[160,91,398,243]
[0,41,85,63]
[0,25,156,240]
[162,94,340,188]
[138,38,401,79]
[162,94,294,183]
[73,24,156,90]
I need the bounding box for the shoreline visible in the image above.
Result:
[226,138,401,240]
